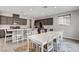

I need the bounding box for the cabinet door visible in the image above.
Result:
[0,16,27,25]
[14,17,19,24]
[21,19,27,25]
[7,17,13,25]
[0,30,5,38]
[18,18,27,25]
[1,16,13,25]
[42,19,48,25]
[1,16,8,24]
[47,18,53,25]
[18,19,23,25]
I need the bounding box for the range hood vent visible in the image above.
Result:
[13,14,20,18]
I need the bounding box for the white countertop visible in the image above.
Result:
[27,31,61,45]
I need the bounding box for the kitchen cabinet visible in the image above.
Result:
[0,15,27,25]
[0,29,5,38]
[34,18,53,28]
[0,16,13,25]
[14,18,27,25]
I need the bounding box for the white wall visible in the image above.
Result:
[53,10,79,40]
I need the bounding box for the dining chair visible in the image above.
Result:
[40,29,45,33]
[23,29,27,40]
[12,29,24,43]
[44,35,54,52]
[56,31,64,52]
[5,29,12,43]
[32,28,38,35]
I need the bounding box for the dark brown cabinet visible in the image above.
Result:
[0,16,13,25]
[0,30,5,38]
[0,15,27,25]
[14,18,27,25]
[34,18,53,28]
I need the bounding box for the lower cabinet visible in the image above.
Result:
[0,30,5,38]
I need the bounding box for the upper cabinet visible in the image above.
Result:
[0,15,27,25]
[0,16,13,25]
[14,17,27,25]
[34,18,53,27]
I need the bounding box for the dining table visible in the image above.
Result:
[27,31,63,52]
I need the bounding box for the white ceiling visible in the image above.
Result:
[0,6,79,19]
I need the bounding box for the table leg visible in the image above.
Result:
[56,35,63,52]
[41,45,43,52]
[31,42,33,49]
[4,29,6,44]
[27,39,29,52]
[56,36,60,52]
[36,44,40,52]
[60,35,63,51]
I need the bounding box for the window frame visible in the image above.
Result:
[58,14,71,25]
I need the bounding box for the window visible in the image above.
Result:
[58,14,71,25]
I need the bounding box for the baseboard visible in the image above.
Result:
[63,37,79,41]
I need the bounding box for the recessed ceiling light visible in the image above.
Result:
[7,9,10,11]
[30,9,33,11]
[54,6,56,8]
